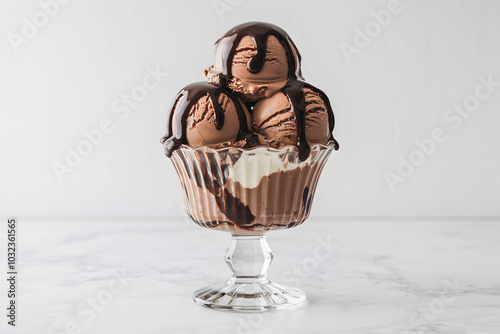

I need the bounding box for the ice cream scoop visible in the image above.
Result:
[252,87,332,148]
[207,35,291,103]
[206,22,302,103]
[161,82,257,157]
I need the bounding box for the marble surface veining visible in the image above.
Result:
[0,218,499,334]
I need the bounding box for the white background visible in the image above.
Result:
[1,0,499,219]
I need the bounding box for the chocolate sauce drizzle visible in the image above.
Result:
[216,21,303,84]
[162,22,338,161]
[161,82,257,157]
[282,80,339,160]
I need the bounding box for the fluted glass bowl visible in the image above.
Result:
[170,142,335,311]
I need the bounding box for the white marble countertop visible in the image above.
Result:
[1,218,499,334]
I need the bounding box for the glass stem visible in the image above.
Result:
[225,235,273,284]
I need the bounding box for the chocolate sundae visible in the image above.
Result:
[162,22,338,235]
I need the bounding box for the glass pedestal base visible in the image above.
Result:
[193,279,306,312]
[193,235,306,312]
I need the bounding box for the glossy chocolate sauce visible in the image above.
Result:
[216,21,303,84]
[161,82,257,157]
[282,80,339,160]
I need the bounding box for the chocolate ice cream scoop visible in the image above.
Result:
[207,34,293,103]
[161,82,257,157]
[252,90,296,148]
[185,89,252,147]
[206,22,302,103]
[253,87,332,148]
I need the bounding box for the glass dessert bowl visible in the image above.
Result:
[161,21,339,312]
[171,142,335,311]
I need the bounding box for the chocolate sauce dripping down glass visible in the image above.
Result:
[161,82,257,157]
[216,22,338,161]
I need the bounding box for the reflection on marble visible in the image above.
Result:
[0,218,499,333]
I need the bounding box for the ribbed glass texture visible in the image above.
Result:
[171,143,334,234]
